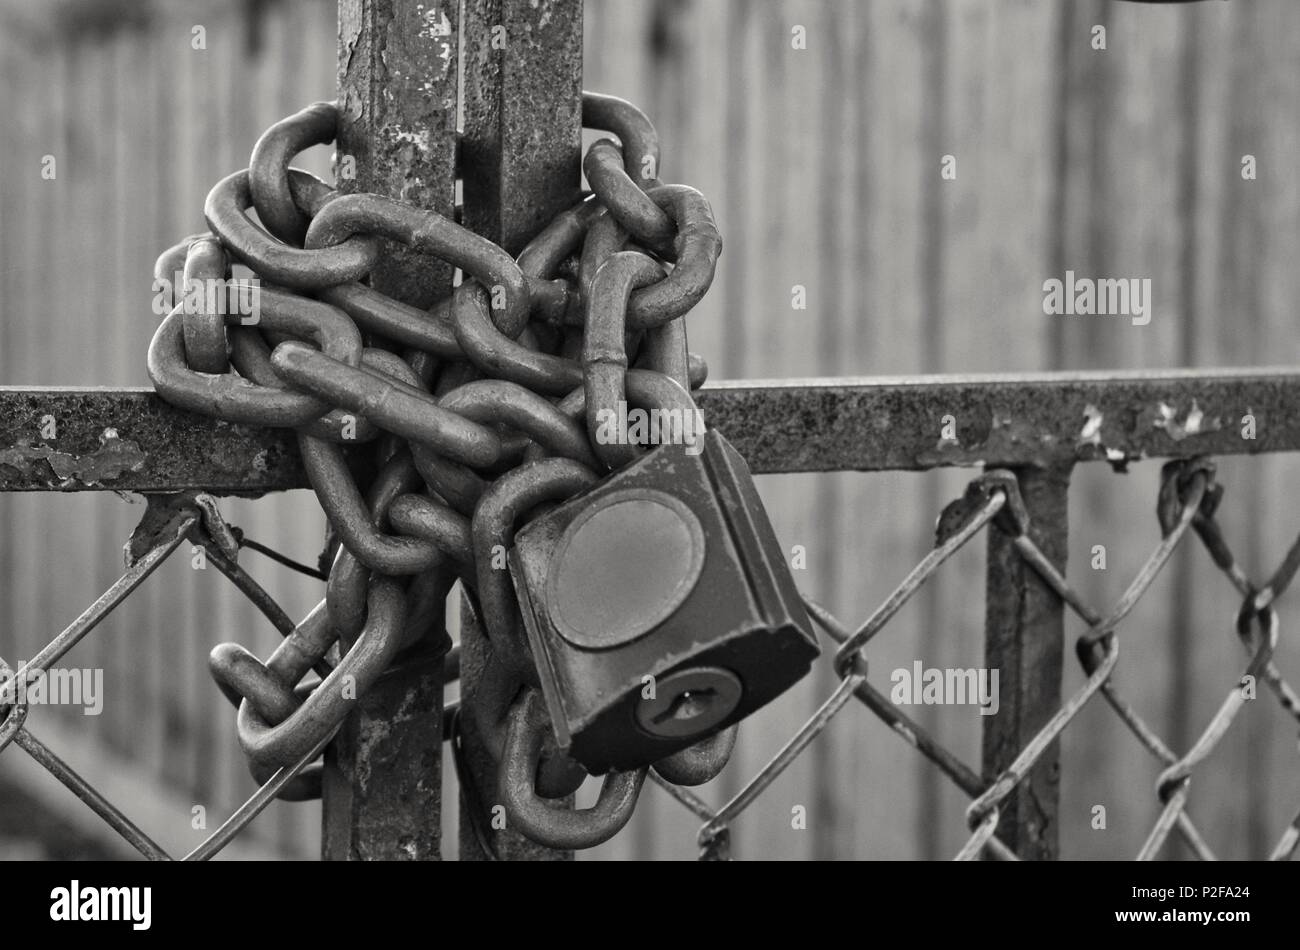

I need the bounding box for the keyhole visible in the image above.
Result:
[634,666,743,740]
[652,688,718,726]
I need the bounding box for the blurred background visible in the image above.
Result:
[1,0,1299,860]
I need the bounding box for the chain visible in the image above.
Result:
[145,92,728,851]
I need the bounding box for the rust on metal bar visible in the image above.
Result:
[0,387,305,493]
[335,0,460,308]
[982,463,1070,860]
[701,367,1300,474]
[3,369,1297,492]
[458,0,584,862]
[319,0,460,862]
[461,0,584,257]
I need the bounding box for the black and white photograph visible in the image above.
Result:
[0,0,1295,931]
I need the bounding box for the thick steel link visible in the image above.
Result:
[652,727,738,787]
[275,342,503,468]
[471,459,600,655]
[319,284,462,359]
[582,91,662,189]
[627,185,723,328]
[237,576,406,773]
[227,330,385,443]
[153,232,208,311]
[205,170,379,289]
[584,139,674,252]
[453,280,582,395]
[142,92,736,855]
[501,689,646,850]
[180,235,232,374]
[248,100,338,245]
[304,193,531,337]
[148,288,363,427]
[582,251,669,469]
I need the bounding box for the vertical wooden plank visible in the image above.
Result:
[847,0,933,861]
[831,0,913,862]
[1167,0,1237,862]
[1089,0,1230,860]
[1050,0,1123,860]
[912,0,951,860]
[0,25,16,702]
[936,0,1065,856]
[927,0,979,860]
[1196,0,1300,859]
[1159,1,1223,862]
[164,4,205,801]
[807,0,863,862]
[142,5,182,833]
[38,42,75,742]
[2,34,30,679]
[1109,12,1191,852]
[769,0,836,864]
[122,7,198,842]
[87,34,127,763]
[183,7,218,814]
[1245,0,1300,859]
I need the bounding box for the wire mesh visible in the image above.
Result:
[1,457,1297,860]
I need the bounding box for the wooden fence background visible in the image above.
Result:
[1,0,1298,860]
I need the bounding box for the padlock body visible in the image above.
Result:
[510,429,819,773]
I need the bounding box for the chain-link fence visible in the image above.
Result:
[3,449,1298,860]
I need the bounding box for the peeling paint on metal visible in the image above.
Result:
[391,127,432,152]
[1079,404,1103,444]
[531,0,555,30]
[5,373,1298,491]
[0,429,146,487]
[415,3,453,39]
[1154,399,1221,442]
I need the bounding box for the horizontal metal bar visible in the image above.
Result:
[0,387,306,492]
[703,366,1300,473]
[1,367,1296,491]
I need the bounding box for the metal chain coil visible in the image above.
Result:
[145,92,728,851]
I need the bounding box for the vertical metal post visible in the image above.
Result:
[458,0,583,861]
[981,463,1070,860]
[320,0,459,861]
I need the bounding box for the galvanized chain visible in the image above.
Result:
[143,92,728,852]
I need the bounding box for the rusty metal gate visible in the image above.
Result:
[1,0,1298,862]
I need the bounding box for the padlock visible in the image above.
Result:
[508,427,820,774]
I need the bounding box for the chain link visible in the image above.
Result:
[142,91,727,852]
